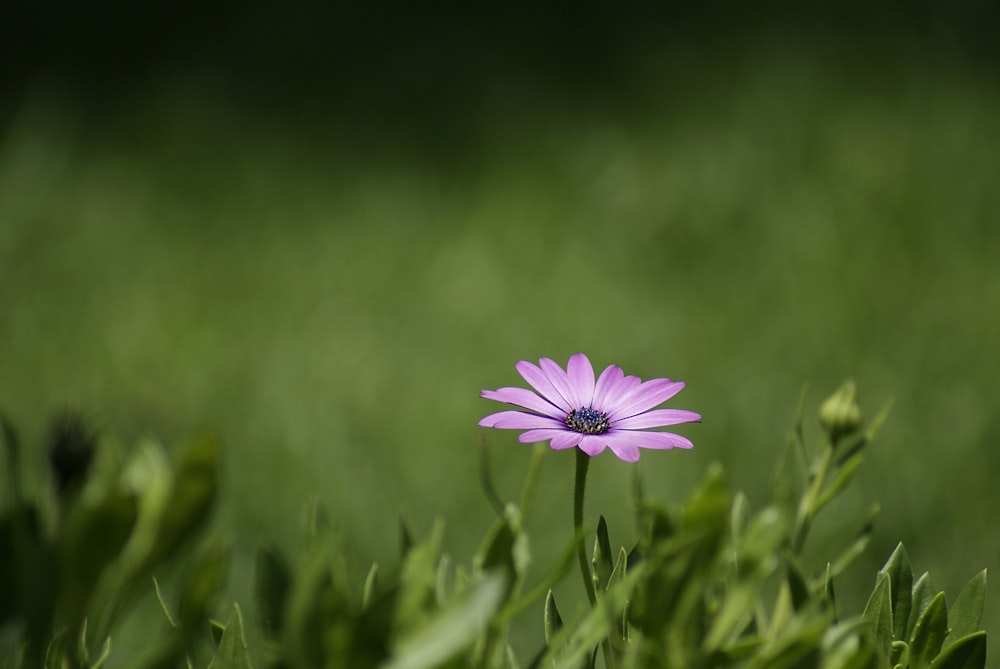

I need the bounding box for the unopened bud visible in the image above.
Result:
[819,380,863,444]
[48,411,95,494]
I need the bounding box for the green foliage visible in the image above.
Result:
[0,384,990,668]
[0,412,221,669]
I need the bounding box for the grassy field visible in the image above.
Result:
[2,42,999,663]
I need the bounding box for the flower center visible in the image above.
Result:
[565,407,611,434]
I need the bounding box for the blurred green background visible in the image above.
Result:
[2,1,999,663]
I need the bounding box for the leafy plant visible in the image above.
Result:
[0,381,989,668]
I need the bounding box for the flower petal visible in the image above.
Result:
[613,409,702,430]
[481,387,565,418]
[539,357,578,408]
[515,360,572,412]
[518,428,570,444]
[606,380,686,421]
[478,411,561,430]
[616,430,694,450]
[594,376,642,414]
[550,431,584,450]
[566,353,596,406]
[592,365,624,411]
[602,434,642,462]
[577,435,607,457]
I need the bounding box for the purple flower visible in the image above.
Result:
[479,353,701,463]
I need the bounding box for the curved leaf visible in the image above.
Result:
[910,592,948,669]
[946,570,986,645]
[930,631,986,669]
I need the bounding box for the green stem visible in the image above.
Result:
[792,441,835,554]
[574,448,597,607]
[574,448,617,669]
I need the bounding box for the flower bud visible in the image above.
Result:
[48,411,95,495]
[819,380,863,444]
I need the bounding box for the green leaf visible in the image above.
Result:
[683,463,731,534]
[909,572,938,640]
[705,508,785,651]
[148,435,219,568]
[494,524,588,627]
[742,507,788,560]
[731,491,752,544]
[820,619,877,669]
[304,496,332,546]
[58,482,138,622]
[477,517,516,575]
[863,399,894,443]
[90,635,112,669]
[592,516,613,593]
[880,543,913,642]
[209,618,225,646]
[397,521,445,633]
[814,452,865,513]
[283,545,342,667]
[363,562,380,610]
[400,516,416,557]
[829,504,879,578]
[910,592,949,669]
[608,547,628,590]
[861,571,893,660]
[153,576,178,627]
[435,553,452,606]
[177,543,229,628]
[929,631,987,669]
[545,563,646,669]
[254,544,291,634]
[544,589,563,645]
[479,440,506,517]
[505,643,522,669]
[748,606,828,669]
[823,562,837,615]
[44,628,68,669]
[382,573,507,669]
[946,570,986,645]
[785,556,811,612]
[207,603,254,669]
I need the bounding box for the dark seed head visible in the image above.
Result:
[565,407,611,435]
[48,411,96,494]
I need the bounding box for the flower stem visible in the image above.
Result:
[791,440,836,554]
[574,447,597,607]
[574,448,617,669]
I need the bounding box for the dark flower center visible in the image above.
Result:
[565,407,611,434]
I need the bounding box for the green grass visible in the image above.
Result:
[2,45,999,663]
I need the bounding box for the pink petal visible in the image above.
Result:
[549,431,584,450]
[518,428,571,443]
[602,374,643,409]
[515,360,572,412]
[478,411,561,430]
[577,435,607,457]
[613,409,702,430]
[539,357,578,408]
[606,380,686,421]
[603,434,642,462]
[592,365,624,412]
[481,387,565,418]
[595,373,643,414]
[566,353,597,406]
[617,430,694,450]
